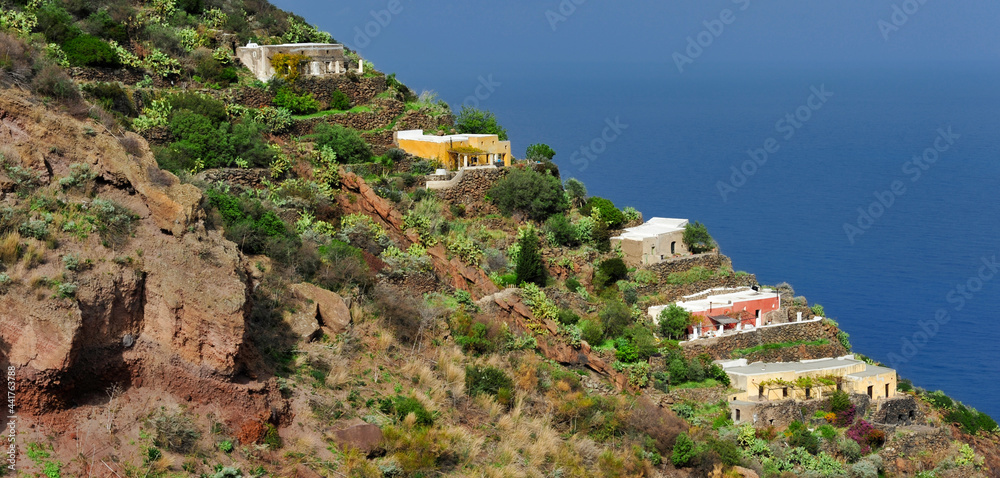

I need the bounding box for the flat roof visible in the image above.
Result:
[612,217,688,241]
[674,287,777,314]
[847,364,895,379]
[396,129,498,143]
[710,315,740,325]
[723,355,866,376]
[247,43,343,48]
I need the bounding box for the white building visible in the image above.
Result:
[610,217,689,266]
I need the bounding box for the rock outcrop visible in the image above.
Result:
[0,90,280,426]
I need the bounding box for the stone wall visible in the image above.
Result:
[681,320,848,362]
[872,395,924,426]
[196,168,270,190]
[434,168,508,204]
[69,67,166,86]
[396,110,454,132]
[646,252,731,279]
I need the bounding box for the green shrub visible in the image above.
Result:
[379,395,433,427]
[565,276,582,292]
[329,89,350,110]
[709,438,742,466]
[557,308,580,326]
[63,35,119,67]
[35,1,81,44]
[204,189,297,256]
[545,213,578,247]
[682,221,715,254]
[897,379,913,392]
[828,390,852,413]
[580,319,604,345]
[312,123,373,164]
[943,403,998,435]
[454,321,493,355]
[583,197,624,229]
[925,390,954,410]
[169,92,227,124]
[671,433,696,467]
[82,82,136,117]
[273,87,320,114]
[594,257,628,288]
[158,111,274,172]
[788,425,819,455]
[465,365,513,407]
[488,167,568,221]
[454,105,507,140]
[811,303,826,316]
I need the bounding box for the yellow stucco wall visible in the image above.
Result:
[728,363,896,402]
[396,133,511,170]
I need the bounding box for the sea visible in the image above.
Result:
[394,59,1000,420]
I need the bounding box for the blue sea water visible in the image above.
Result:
[397,60,1000,419]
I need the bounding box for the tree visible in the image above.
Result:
[455,106,508,140]
[599,301,633,339]
[488,167,568,221]
[564,178,587,208]
[514,227,545,286]
[683,221,715,254]
[671,433,696,467]
[269,53,308,83]
[658,304,692,340]
[584,197,625,229]
[312,123,373,164]
[525,143,556,161]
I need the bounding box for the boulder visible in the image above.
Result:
[289,283,352,335]
[329,419,383,455]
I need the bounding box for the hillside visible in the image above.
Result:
[0,0,999,477]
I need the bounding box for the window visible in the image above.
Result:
[782,387,788,398]
[759,385,764,397]
[805,388,811,399]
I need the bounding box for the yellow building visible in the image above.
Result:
[721,355,897,402]
[394,129,512,170]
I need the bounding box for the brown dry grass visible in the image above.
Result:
[0,232,21,264]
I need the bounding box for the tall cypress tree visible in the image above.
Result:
[515,228,545,286]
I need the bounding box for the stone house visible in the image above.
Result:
[236,42,356,82]
[719,355,898,424]
[610,218,689,266]
[394,129,512,170]
[648,286,782,339]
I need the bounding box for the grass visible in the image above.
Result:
[731,339,830,358]
[292,105,374,120]
[672,378,721,390]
